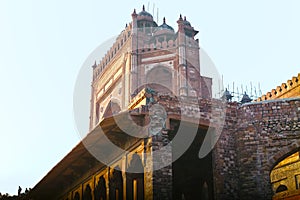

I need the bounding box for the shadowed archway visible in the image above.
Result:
[83,184,92,200]
[126,154,144,200]
[109,167,123,200]
[94,176,106,200]
[73,192,80,200]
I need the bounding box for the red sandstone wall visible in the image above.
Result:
[215,98,300,199]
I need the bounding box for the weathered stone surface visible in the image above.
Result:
[214,98,300,200]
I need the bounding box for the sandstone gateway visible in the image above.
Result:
[29,6,300,200]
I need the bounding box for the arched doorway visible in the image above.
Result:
[201,181,209,200]
[94,176,106,200]
[109,167,123,200]
[172,126,214,200]
[126,154,144,200]
[83,184,92,200]
[73,192,80,200]
[270,151,300,199]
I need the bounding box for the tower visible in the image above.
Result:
[89,5,212,131]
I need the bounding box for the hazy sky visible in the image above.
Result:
[0,0,299,195]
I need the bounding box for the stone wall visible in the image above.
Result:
[215,98,300,199]
[31,92,300,200]
[152,132,173,200]
[213,102,239,200]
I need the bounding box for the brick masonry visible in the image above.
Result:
[29,93,300,200]
[214,98,300,199]
[152,94,300,199]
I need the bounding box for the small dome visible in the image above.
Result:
[222,88,233,101]
[183,16,191,26]
[241,92,252,104]
[154,17,175,34]
[138,5,153,18]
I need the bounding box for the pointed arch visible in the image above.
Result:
[201,181,209,200]
[146,65,173,94]
[276,185,288,193]
[94,176,106,200]
[109,166,123,200]
[73,192,80,200]
[126,154,144,200]
[83,184,92,200]
[268,143,300,171]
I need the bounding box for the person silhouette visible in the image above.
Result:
[18,186,22,196]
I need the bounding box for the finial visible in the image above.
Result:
[125,23,128,28]
[143,5,145,11]
[92,60,97,68]
[163,17,166,24]
[184,16,187,21]
[132,8,137,17]
[179,14,183,20]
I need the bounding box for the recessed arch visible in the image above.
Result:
[146,65,173,94]
[73,192,80,200]
[94,176,106,200]
[201,181,209,200]
[109,166,123,200]
[270,149,300,199]
[275,184,288,193]
[126,154,144,200]
[268,143,300,171]
[83,184,92,200]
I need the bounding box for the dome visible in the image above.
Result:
[138,5,153,18]
[183,16,191,26]
[241,92,252,104]
[154,17,175,35]
[222,88,233,101]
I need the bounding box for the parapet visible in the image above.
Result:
[92,24,132,81]
[256,73,300,101]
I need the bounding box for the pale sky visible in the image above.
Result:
[0,0,299,195]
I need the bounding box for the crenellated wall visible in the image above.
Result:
[256,73,300,102]
[92,24,132,81]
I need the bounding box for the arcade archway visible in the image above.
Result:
[271,150,300,199]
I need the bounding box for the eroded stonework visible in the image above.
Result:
[28,6,300,200]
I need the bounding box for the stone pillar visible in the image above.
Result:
[131,9,139,99]
[144,137,154,200]
[124,53,131,108]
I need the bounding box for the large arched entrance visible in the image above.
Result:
[172,123,214,200]
[271,150,300,200]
